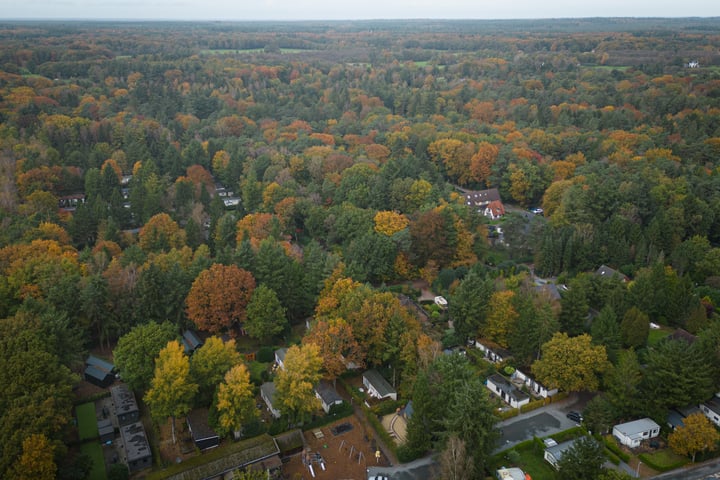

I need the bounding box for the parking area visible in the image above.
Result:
[494,393,592,453]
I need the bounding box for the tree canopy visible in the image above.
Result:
[532,333,610,392]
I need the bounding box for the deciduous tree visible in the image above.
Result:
[186,264,256,335]
[532,333,610,392]
[303,317,364,382]
[113,321,177,391]
[439,434,474,480]
[144,340,198,444]
[274,344,322,424]
[374,210,409,236]
[215,364,257,437]
[482,290,517,348]
[9,434,56,480]
[190,337,242,406]
[669,412,720,462]
[138,213,186,253]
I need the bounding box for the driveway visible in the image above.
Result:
[494,393,592,453]
[366,456,439,480]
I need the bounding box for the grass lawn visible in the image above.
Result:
[491,442,558,480]
[76,402,98,441]
[640,448,689,471]
[80,442,107,480]
[647,328,672,346]
[512,442,558,480]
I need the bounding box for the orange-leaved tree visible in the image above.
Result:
[303,317,364,383]
[186,264,256,335]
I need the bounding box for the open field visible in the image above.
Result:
[77,402,99,441]
[80,442,107,480]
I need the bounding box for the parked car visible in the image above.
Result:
[530,207,544,215]
[368,476,389,480]
[566,411,583,423]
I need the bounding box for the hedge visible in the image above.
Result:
[604,448,621,465]
[602,435,630,462]
[371,399,405,417]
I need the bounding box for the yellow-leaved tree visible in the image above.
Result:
[9,434,56,480]
[190,337,242,406]
[275,344,322,424]
[532,333,610,392]
[216,364,257,438]
[669,412,720,462]
[482,290,518,348]
[374,210,409,237]
[144,340,198,444]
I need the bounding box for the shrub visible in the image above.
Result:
[553,426,586,443]
[602,435,630,462]
[604,448,621,465]
[520,398,546,414]
[256,346,275,363]
[371,399,405,416]
[397,444,423,463]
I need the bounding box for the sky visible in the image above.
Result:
[1,0,719,21]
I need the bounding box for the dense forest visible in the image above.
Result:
[2,18,720,479]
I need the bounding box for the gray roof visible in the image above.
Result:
[119,422,151,463]
[261,382,277,404]
[488,374,530,402]
[363,369,396,398]
[111,384,138,416]
[315,380,342,406]
[545,438,579,463]
[186,408,219,442]
[98,418,114,437]
[676,404,701,417]
[614,418,660,437]
[596,264,624,279]
[182,330,203,354]
[497,467,527,480]
[86,354,114,373]
[667,410,685,429]
[275,348,287,363]
[703,396,720,415]
[85,365,112,381]
[534,283,561,301]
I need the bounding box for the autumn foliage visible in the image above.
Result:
[186,264,256,334]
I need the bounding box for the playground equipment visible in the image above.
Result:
[302,447,327,477]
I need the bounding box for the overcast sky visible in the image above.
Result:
[1,0,718,21]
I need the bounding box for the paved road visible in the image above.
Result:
[366,456,439,480]
[650,459,720,479]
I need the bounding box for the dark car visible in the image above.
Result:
[567,411,583,423]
